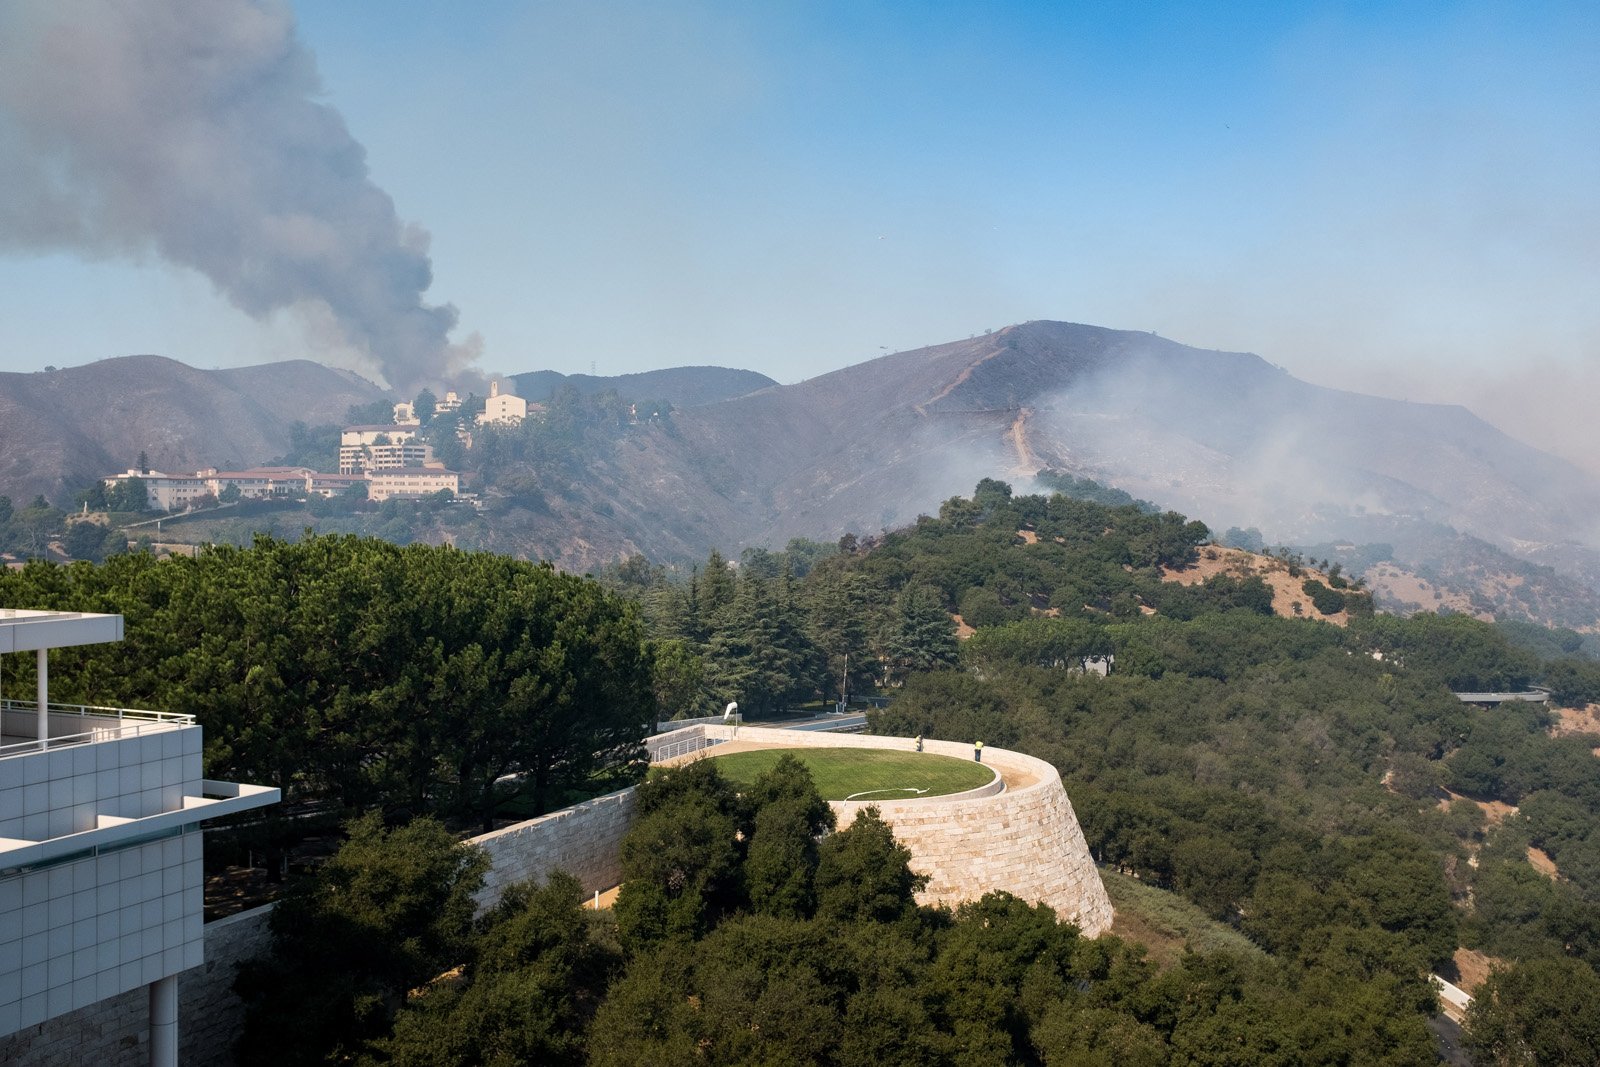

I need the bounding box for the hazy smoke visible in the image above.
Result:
[0,0,470,390]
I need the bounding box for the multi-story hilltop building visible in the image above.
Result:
[366,467,461,502]
[0,610,278,1066]
[338,425,434,475]
[103,467,317,509]
[100,471,210,512]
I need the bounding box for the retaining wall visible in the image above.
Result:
[0,904,273,1067]
[698,725,1115,935]
[469,787,636,906]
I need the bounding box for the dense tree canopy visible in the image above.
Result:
[241,759,1445,1066]
[0,535,655,827]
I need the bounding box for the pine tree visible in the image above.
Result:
[878,583,958,686]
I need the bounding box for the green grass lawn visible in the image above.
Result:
[709,747,994,801]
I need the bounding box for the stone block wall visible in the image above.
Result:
[700,725,1114,935]
[0,903,272,1067]
[470,787,637,905]
[175,907,274,1067]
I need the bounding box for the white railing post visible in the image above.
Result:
[36,647,47,750]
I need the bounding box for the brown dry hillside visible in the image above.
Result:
[647,322,1600,564]
[1363,561,1488,619]
[17,323,1600,631]
[0,356,386,503]
[1161,546,1354,624]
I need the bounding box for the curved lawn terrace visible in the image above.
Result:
[709,747,995,801]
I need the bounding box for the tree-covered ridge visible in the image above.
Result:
[0,536,654,829]
[597,481,1600,1057]
[241,758,1445,1066]
[603,477,1275,717]
[12,480,1600,1058]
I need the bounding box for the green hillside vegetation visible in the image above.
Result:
[706,747,994,800]
[1099,869,1267,967]
[138,493,495,554]
[8,477,1600,1058]
[239,758,1443,1066]
[607,480,1600,1058]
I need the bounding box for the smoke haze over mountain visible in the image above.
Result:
[0,2,1596,482]
[0,0,471,391]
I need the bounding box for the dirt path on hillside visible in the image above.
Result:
[1009,407,1036,472]
[914,339,1011,416]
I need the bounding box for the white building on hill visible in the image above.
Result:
[476,380,528,426]
[200,467,314,499]
[338,426,434,475]
[100,471,208,512]
[366,468,460,502]
[0,610,278,1064]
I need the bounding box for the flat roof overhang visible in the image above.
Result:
[0,780,280,873]
[0,610,124,653]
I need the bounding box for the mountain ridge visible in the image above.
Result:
[0,356,387,502]
[9,323,1600,626]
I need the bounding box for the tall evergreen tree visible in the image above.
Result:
[878,583,958,686]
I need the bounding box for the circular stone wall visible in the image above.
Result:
[695,725,1114,936]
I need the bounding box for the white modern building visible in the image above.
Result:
[338,426,434,475]
[0,609,278,1065]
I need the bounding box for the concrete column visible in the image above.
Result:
[148,975,177,1067]
[36,647,47,750]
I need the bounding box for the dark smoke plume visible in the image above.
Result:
[0,0,471,390]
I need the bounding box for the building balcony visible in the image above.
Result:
[1,700,194,759]
[0,700,277,877]
[0,609,279,1046]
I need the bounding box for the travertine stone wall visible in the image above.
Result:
[469,787,637,905]
[175,906,274,1067]
[699,725,1114,936]
[0,903,272,1067]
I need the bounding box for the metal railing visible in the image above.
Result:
[0,699,194,759]
[650,734,726,763]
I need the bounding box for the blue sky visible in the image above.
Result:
[1,1,1597,462]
